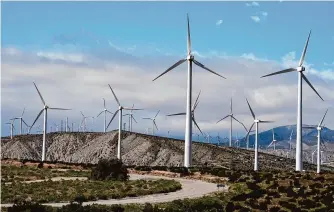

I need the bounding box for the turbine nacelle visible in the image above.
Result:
[297,66,305,72]
[254,119,260,123]
[317,126,322,131]
[187,55,194,60]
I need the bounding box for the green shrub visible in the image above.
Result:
[90,158,129,181]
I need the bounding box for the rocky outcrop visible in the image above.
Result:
[1,131,333,171]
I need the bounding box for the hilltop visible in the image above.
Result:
[1,131,333,171]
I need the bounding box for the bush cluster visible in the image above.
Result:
[91,158,129,181]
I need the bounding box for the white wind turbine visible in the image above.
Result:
[11,108,29,135]
[5,120,15,139]
[97,98,113,132]
[106,84,143,160]
[166,91,204,137]
[152,14,226,167]
[80,111,91,132]
[260,31,324,171]
[245,98,273,171]
[30,82,71,161]
[267,129,277,150]
[142,110,160,136]
[123,104,138,132]
[303,109,328,173]
[217,98,248,147]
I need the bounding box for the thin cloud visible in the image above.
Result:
[251,16,261,23]
[246,1,260,7]
[216,20,223,26]
[261,11,268,17]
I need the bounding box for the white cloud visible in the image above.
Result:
[261,11,268,17]
[216,19,223,26]
[36,51,84,63]
[251,16,261,23]
[246,1,260,7]
[2,48,334,139]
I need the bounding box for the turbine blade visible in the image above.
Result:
[22,119,29,127]
[166,112,186,116]
[103,98,106,109]
[97,111,104,117]
[49,108,71,110]
[108,84,121,106]
[232,116,248,132]
[318,109,328,127]
[261,68,296,78]
[106,110,113,114]
[155,110,160,118]
[302,126,316,129]
[30,109,44,130]
[124,107,143,111]
[187,13,191,55]
[142,117,152,120]
[193,59,226,79]
[259,120,273,123]
[192,90,201,111]
[192,117,203,135]
[153,120,158,131]
[21,107,26,117]
[152,59,186,81]
[216,115,230,124]
[132,115,137,123]
[245,98,256,119]
[106,109,119,130]
[81,111,85,117]
[33,82,46,105]
[299,30,312,67]
[301,73,324,101]
[245,122,255,140]
[230,98,232,114]
[193,100,200,111]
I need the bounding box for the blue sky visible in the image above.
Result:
[1,1,334,139]
[2,1,334,66]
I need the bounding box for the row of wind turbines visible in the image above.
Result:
[5,14,330,174]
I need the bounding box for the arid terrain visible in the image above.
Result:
[1,130,333,172]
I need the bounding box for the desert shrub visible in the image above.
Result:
[225,202,235,211]
[246,181,260,190]
[37,162,44,168]
[90,158,129,181]
[8,200,52,212]
[135,166,152,172]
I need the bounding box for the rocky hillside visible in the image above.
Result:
[1,131,333,171]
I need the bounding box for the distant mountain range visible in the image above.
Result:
[244,125,334,147]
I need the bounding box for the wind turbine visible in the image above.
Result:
[97,98,113,133]
[80,111,90,132]
[303,109,328,173]
[5,120,15,139]
[268,129,277,150]
[29,82,71,161]
[152,14,226,167]
[11,108,29,135]
[123,104,138,132]
[142,110,160,136]
[245,98,273,171]
[260,31,324,171]
[167,91,203,137]
[217,98,247,147]
[106,84,143,160]
[289,129,294,151]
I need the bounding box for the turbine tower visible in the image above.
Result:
[106,84,142,160]
[303,109,328,173]
[268,129,277,150]
[97,98,113,133]
[30,82,71,161]
[217,98,247,147]
[80,111,90,132]
[152,14,225,167]
[245,98,273,171]
[11,108,29,135]
[260,31,324,171]
[142,110,160,136]
[5,120,15,139]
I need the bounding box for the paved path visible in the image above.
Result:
[1,174,223,207]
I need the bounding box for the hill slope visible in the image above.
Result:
[1,131,333,171]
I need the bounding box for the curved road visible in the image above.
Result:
[1,174,222,207]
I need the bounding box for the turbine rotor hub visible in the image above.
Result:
[297,66,305,72]
[254,120,259,123]
[119,106,122,110]
[187,55,194,61]
[45,105,49,109]
[317,126,322,131]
